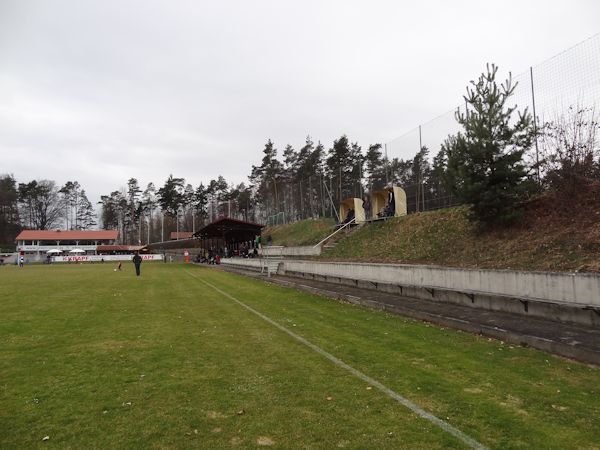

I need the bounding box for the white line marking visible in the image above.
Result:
[185,270,487,450]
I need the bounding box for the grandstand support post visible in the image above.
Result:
[530,66,541,185]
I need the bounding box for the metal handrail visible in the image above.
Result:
[313,218,356,248]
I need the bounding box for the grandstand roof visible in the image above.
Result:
[15,230,119,241]
[97,245,147,253]
[194,217,264,241]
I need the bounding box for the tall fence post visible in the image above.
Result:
[418,125,423,212]
[384,143,389,185]
[530,66,541,185]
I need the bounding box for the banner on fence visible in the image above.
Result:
[52,254,164,263]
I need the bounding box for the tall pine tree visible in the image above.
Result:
[444,64,534,224]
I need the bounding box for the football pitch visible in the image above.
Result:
[1,263,598,449]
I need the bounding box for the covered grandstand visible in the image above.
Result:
[147,218,264,256]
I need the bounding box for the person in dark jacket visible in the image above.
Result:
[132,252,143,276]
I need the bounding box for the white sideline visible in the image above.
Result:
[185,270,487,450]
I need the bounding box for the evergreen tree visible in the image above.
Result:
[233,183,252,221]
[249,140,284,218]
[444,64,534,224]
[59,181,82,229]
[193,182,208,225]
[98,190,127,242]
[126,178,143,243]
[157,175,185,239]
[0,174,21,246]
[157,175,185,217]
[411,146,431,212]
[427,147,453,209]
[99,191,120,231]
[283,144,299,219]
[326,135,362,204]
[75,190,97,229]
[182,183,195,230]
[364,144,387,193]
[141,183,157,243]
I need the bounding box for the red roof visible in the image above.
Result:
[97,245,147,252]
[16,230,119,241]
[170,231,194,240]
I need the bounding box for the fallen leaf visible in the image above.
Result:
[257,436,275,446]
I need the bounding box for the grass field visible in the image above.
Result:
[1,263,599,449]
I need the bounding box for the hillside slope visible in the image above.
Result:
[324,188,600,272]
[262,218,336,247]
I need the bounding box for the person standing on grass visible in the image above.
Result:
[132,252,143,276]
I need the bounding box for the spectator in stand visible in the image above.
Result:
[363,195,372,220]
[344,208,355,224]
[388,189,396,217]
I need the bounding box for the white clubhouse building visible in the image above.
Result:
[15,230,119,260]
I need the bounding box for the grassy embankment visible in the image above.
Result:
[263,218,335,246]
[262,191,600,272]
[325,202,600,272]
[1,263,599,448]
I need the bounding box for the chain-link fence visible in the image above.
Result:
[386,33,600,193]
[255,34,600,226]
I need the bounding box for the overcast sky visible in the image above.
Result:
[1,0,599,207]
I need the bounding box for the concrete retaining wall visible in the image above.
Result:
[280,261,600,307]
[221,258,600,326]
[261,246,321,257]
